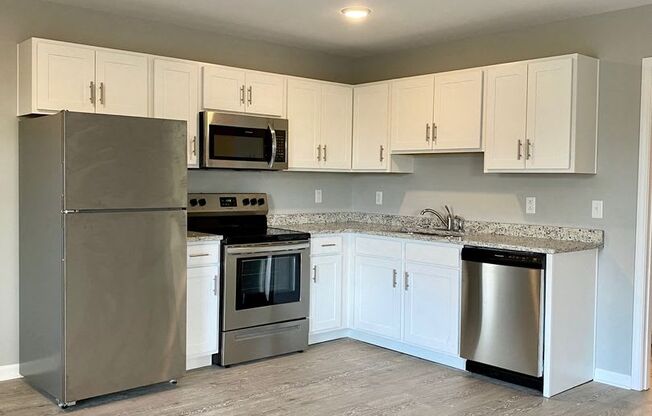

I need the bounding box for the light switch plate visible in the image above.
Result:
[315,189,322,204]
[375,191,383,205]
[526,197,536,214]
[592,200,604,219]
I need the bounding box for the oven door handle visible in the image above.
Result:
[226,242,309,255]
[268,123,277,168]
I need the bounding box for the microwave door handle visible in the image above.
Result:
[268,124,277,168]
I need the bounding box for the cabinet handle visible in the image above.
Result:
[517,139,523,160]
[192,136,197,157]
[526,139,533,160]
[323,145,327,162]
[426,123,430,142]
[321,243,337,247]
[99,82,105,105]
[432,123,438,144]
[213,275,218,296]
[379,145,385,162]
[317,145,322,161]
[240,85,245,104]
[404,272,410,291]
[312,265,317,283]
[247,86,252,105]
[89,81,96,104]
[392,269,397,288]
[189,253,210,258]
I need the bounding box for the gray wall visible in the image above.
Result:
[350,5,652,376]
[0,0,355,367]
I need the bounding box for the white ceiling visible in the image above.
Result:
[45,0,652,57]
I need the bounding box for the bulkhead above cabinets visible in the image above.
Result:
[17,38,599,174]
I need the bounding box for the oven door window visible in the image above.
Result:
[209,125,272,162]
[236,254,301,310]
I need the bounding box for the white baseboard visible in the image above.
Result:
[594,368,631,389]
[0,364,21,382]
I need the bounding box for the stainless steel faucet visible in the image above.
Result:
[420,205,465,232]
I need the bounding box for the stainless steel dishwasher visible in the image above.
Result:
[460,246,545,391]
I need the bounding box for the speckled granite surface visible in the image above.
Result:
[268,213,604,254]
[187,231,223,242]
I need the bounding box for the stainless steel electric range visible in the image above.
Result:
[187,193,310,366]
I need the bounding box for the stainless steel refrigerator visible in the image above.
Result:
[19,111,188,407]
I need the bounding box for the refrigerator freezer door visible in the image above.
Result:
[63,210,186,402]
[64,112,187,210]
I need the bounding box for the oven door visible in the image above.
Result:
[201,112,288,170]
[223,241,310,331]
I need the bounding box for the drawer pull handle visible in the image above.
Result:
[321,243,337,247]
[189,253,210,258]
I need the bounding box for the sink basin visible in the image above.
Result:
[407,229,464,239]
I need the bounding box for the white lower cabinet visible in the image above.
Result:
[186,241,220,370]
[310,254,343,333]
[403,262,459,354]
[354,255,403,340]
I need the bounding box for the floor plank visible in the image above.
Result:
[0,339,649,415]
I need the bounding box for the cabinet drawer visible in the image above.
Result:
[187,243,220,267]
[311,236,343,255]
[405,242,460,268]
[355,237,402,259]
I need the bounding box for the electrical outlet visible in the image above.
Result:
[315,189,322,204]
[526,197,536,214]
[375,191,383,205]
[592,200,604,219]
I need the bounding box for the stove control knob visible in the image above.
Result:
[189,198,198,207]
[198,198,207,207]
[250,198,258,206]
[257,198,265,206]
[242,198,250,206]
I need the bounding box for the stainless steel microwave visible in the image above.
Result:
[199,111,288,170]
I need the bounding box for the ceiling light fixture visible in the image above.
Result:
[341,7,371,20]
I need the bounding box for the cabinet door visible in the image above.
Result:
[526,58,573,170]
[484,63,528,171]
[310,255,343,333]
[433,70,483,151]
[390,76,434,152]
[354,255,402,340]
[287,79,321,169]
[321,84,353,170]
[246,72,285,117]
[403,262,459,354]
[202,65,246,113]
[36,42,96,113]
[95,51,148,116]
[353,83,390,170]
[153,59,199,167]
[186,266,219,358]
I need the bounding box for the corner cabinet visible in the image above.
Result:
[287,78,353,171]
[202,65,285,117]
[186,241,220,370]
[484,55,598,173]
[18,38,148,117]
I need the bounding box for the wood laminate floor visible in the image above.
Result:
[0,339,650,415]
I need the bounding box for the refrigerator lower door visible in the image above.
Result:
[63,210,186,402]
[63,112,187,210]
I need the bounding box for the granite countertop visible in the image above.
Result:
[187,231,223,242]
[278,221,603,254]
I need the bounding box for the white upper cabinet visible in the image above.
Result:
[484,63,529,170]
[95,51,148,117]
[287,79,321,169]
[310,254,343,333]
[320,84,353,170]
[33,41,96,113]
[433,69,483,151]
[153,59,200,167]
[287,78,353,171]
[202,65,246,113]
[390,76,434,152]
[202,65,285,117]
[484,55,598,173]
[353,83,390,170]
